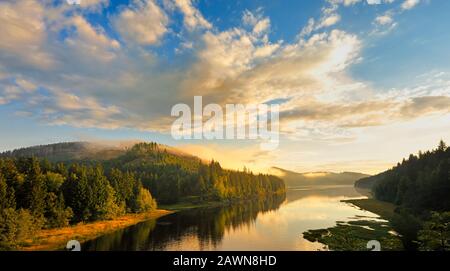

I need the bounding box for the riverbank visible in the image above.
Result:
[19,194,286,251]
[19,209,173,251]
[342,198,396,220]
[19,200,253,250]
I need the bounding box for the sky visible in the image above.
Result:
[0,0,449,174]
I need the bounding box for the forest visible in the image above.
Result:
[0,157,156,249]
[104,143,286,203]
[0,142,285,249]
[359,140,450,250]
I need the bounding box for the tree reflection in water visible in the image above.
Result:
[82,193,286,251]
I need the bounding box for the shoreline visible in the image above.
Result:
[19,193,286,251]
[17,201,239,251]
[302,197,403,251]
[342,198,397,220]
[19,209,174,251]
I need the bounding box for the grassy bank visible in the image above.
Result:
[19,209,173,251]
[343,198,397,220]
[303,219,403,251]
[303,198,403,251]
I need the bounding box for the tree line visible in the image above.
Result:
[366,140,450,250]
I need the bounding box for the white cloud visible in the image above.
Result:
[113,0,169,46]
[372,11,397,35]
[318,14,341,28]
[171,0,211,31]
[375,14,394,25]
[330,0,362,6]
[366,0,395,5]
[242,10,271,36]
[401,0,420,10]
[79,0,110,10]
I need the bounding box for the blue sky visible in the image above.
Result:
[0,0,449,174]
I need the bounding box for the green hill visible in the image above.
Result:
[1,142,285,204]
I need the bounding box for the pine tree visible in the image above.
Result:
[45,192,73,228]
[0,174,15,211]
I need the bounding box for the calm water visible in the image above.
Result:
[82,185,382,251]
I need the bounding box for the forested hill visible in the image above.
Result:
[356,141,450,212]
[271,167,369,187]
[0,142,285,248]
[1,142,285,204]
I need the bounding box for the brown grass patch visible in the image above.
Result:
[19,209,173,251]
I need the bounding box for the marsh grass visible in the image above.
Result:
[303,198,402,251]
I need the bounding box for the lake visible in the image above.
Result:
[82,185,383,251]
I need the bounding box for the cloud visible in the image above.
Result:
[328,0,362,6]
[77,0,110,11]
[280,95,450,130]
[399,96,450,118]
[277,70,450,135]
[66,15,121,61]
[318,14,341,28]
[300,0,348,37]
[0,85,22,105]
[15,78,37,92]
[0,0,55,69]
[181,26,361,110]
[401,0,420,10]
[0,0,447,143]
[375,14,394,25]
[170,0,212,31]
[372,11,397,35]
[242,10,271,36]
[113,0,169,46]
[366,0,395,5]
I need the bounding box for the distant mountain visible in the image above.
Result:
[0,142,127,162]
[269,167,370,187]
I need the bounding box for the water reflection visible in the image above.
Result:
[83,193,286,251]
[83,186,380,251]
